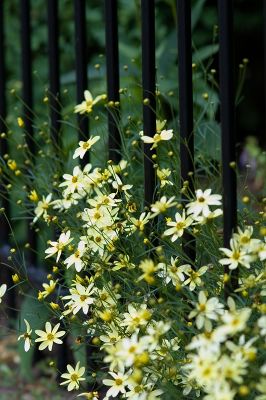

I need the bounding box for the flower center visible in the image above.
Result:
[71,373,79,382]
[47,333,54,341]
[198,197,205,203]
[115,378,123,386]
[72,176,78,183]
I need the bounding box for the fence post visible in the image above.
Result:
[74,0,89,167]
[105,0,121,163]
[0,0,16,320]
[48,0,61,146]
[141,0,156,205]
[177,0,195,262]
[218,0,237,294]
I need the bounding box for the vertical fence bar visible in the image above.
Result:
[105,0,120,163]
[48,0,60,145]
[141,0,156,205]
[177,0,195,262]
[0,0,15,318]
[21,0,37,268]
[74,0,89,167]
[0,0,9,245]
[218,0,237,293]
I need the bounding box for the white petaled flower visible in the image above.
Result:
[63,282,96,315]
[0,283,7,304]
[157,168,173,187]
[150,196,176,217]
[35,322,65,351]
[219,238,255,270]
[103,371,129,399]
[18,319,32,352]
[73,136,100,159]
[116,334,148,367]
[59,166,85,195]
[60,361,86,391]
[64,240,86,272]
[33,193,53,223]
[188,291,224,331]
[218,303,252,336]
[74,90,103,114]
[45,230,73,263]
[163,210,193,242]
[182,265,208,291]
[157,257,186,287]
[186,189,222,218]
[140,128,173,149]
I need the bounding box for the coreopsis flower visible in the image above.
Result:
[82,206,116,229]
[28,189,39,202]
[138,259,158,284]
[204,382,236,400]
[188,291,224,331]
[117,334,148,367]
[35,322,65,351]
[219,239,255,270]
[157,257,186,287]
[64,240,86,272]
[33,193,53,223]
[183,349,220,388]
[60,361,86,391]
[40,279,57,298]
[217,298,252,336]
[156,167,173,187]
[112,174,133,196]
[182,265,208,291]
[219,355,248,384]
[226,335,258,362]
[0,283,7,303]
[62,282,96,315]
[140,128,173,149]
[163,210,193,242]
[128,211,152,233]
[150,196,176,217]
[45,230,73,263]
[121,304,152,332]
[100,323,122,349]
[59,166,85,195]
[186,189,222,218]
[73,136,100,159]
[103,371,129,399]
[74,90,103,114]
[18,319,32,352]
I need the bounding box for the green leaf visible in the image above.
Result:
[192,44,219,63]
[192,0,207,31]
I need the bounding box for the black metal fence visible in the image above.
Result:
[0,0,241,363]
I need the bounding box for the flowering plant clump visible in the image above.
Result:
[1,88,266,400]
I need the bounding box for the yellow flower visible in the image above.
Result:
[7,159,17,171]
[60,361,86,391]
[17,117,25,128]
[18,319,32,352]
[74,90,103,114]
[35,322,65,351]
[28,190,39,202]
